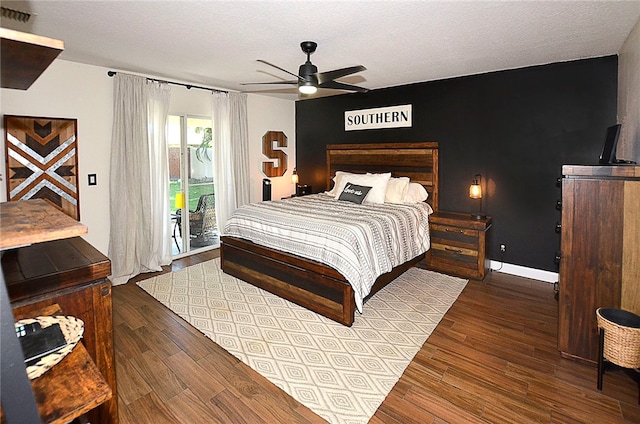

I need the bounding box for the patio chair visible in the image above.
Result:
[176,193,217,247]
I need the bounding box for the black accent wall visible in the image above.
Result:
[295,56,618,272]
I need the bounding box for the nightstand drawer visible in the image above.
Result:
[429,243,480,274]
[430,224,480,250]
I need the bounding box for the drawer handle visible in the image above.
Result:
[444,247,463,253]
[444,228,464,233]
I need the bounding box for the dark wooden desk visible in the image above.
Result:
[3,303,112,423]
[3,237,118,424]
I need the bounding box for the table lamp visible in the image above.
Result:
[469,174,486,220]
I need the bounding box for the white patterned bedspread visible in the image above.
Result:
[223,193,432,312]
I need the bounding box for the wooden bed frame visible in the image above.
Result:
[221,142,439,326]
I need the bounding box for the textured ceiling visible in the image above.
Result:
[2,1,639,100]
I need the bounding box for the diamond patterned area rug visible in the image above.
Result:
[137,258,467,424]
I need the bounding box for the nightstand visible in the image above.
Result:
[426,211,492,280]
[282,186,313,199]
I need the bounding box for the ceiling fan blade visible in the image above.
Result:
[318,80,369,93]
[257,60,303,81]
[316,65,366,85]
[240,80,298,86]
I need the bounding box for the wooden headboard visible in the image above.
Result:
[326,142,439,211]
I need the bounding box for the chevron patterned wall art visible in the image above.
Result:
[4,115,80,220]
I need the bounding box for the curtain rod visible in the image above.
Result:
[107,71,228,94]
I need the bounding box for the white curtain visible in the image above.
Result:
[213,92,250,232]
[108,74,172,285]
[147,82,173,266]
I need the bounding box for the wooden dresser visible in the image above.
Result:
[0,200,117,423]
[426,211,492,280]
[558,165,640,363]
[2,236,117,423]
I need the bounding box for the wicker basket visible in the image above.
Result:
[596,307,640,369]
[15,315,84,380]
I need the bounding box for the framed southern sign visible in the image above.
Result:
[344,104,412,131]
[4,115,80,220]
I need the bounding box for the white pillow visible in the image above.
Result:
[385,177,410,204]
[405,183,429,203]
[326,171,359,196]
[333,172,391,204]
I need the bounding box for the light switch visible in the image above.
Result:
[88,174,97,186]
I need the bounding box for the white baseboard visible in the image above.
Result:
[489,260,558,283]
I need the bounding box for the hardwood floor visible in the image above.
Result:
[114,250,640,423]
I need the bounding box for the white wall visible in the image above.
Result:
[0,60,295,255]
[618,16,640,162]
[1,60,112,253]
[247,95,296,202]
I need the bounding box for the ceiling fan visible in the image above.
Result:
[242,41,368,95]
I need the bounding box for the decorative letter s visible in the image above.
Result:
[262,131,288,177]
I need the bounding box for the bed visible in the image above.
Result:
[220,142,439,326]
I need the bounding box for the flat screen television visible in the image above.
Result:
[599,124,622,165]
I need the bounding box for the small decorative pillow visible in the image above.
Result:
[405,183,429,203]
[338,183,372,204]
[385,177,410,204]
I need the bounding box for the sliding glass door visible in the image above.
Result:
[168,115,218,256]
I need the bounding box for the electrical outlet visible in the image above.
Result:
[500,244,506,252]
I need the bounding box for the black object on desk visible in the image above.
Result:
[17,322,67,366]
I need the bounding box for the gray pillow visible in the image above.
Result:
[338,183,372,204]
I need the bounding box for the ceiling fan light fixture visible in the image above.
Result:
[298,82,317,95]
[244,41,366,95]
